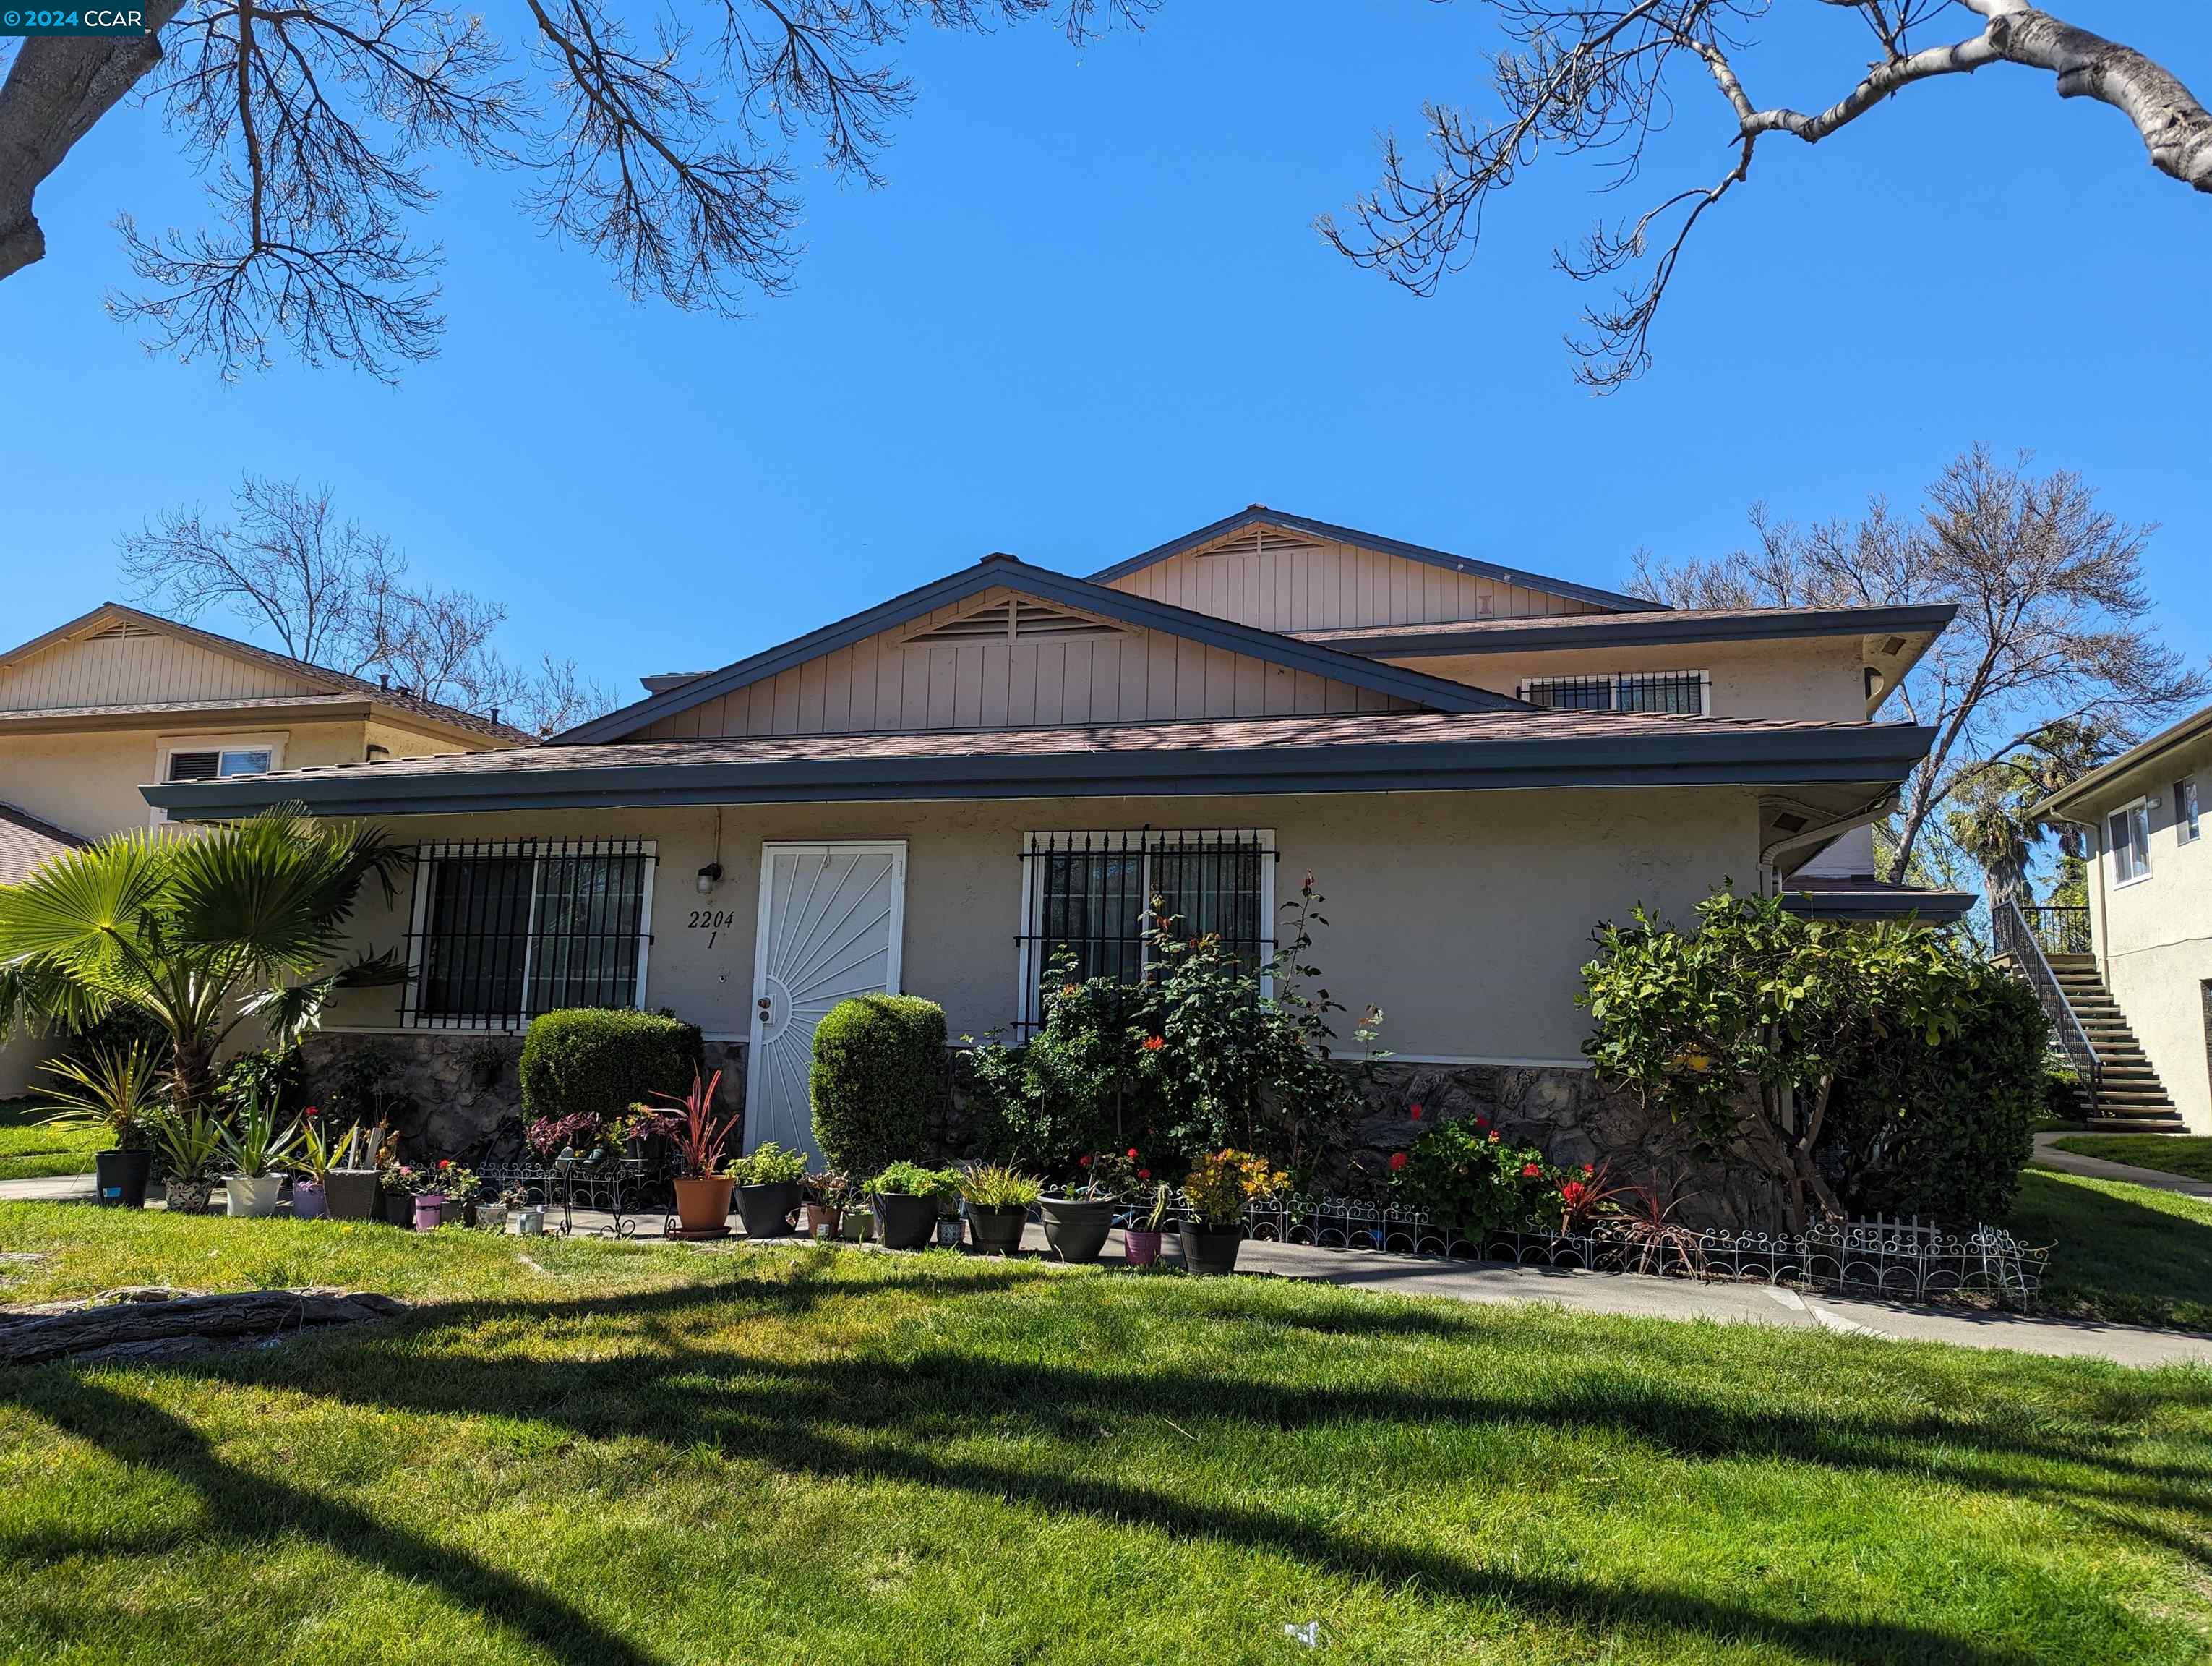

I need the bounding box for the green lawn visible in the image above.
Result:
[2052,1135,2212,1183]
[0,1095,99,1182]
[2010,1168,2212,1333]
[2,1207,2209,1665]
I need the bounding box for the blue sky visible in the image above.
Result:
[4,1,2208,696]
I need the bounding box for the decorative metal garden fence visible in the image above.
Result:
[480,1150,674,1239]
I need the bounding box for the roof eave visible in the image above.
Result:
[1088,507,1666,613]
[2031,703,2212,821]
[1781,887,1978,925]
[1314,602,1959,659]
[146,725,1937,821]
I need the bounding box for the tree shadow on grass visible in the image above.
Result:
[7,1264,2209,1665]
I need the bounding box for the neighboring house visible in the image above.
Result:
[0,601,528,1093]
[145,507,1969,1196]
[2027,706,2212,1135]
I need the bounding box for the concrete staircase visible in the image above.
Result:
[2046,954,2187,1133]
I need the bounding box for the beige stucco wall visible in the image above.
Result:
[319,785,1761,1073]
[2078,730,2212,1133]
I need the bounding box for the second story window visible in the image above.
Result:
[2110,801,2153,886]
[1518,671,1710,716]
[2176,777,2200,844]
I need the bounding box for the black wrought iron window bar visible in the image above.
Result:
[1015,829,1276,1033]
[402,839,657,1029]
[1519,670,1710,716]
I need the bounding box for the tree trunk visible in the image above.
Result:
[1788,1076,1846,1225]
[169,1034,214,1116]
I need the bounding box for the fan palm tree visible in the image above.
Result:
[0,811,407,1115]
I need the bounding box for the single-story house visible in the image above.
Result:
[145,508,1970,1209]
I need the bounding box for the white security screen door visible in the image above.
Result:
[743,842,906,1163]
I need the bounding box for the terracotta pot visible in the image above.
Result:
[966,1204,1027,1256]
[804,1202,842,1238]
[95,1150,153,1209]
[224,1174,285,1218]
[873,1192,936,1251]
[164,1176,218,1216]
[291,1179,328,1220]
[1123,1228,1164,1267]
[1037,1197,1115,1264]
[673,1175,734,1233]
[323,1170,379,1221]
[1180,1225,1244,1277]
[734,1180,801,1239]
[413,1192,448,1231]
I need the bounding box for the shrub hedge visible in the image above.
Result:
[810,994,946,1180]
[519,1009,703,1122]
[1815,964,2045,1225]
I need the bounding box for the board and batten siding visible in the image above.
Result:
[1103,531,1603,633]
[629,586,1412,740]
[0,627,321,712]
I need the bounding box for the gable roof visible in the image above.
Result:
[552,553,1530,746]
[147,707,1939,819]
[1087,505,1666,614]
[2030,701,2212,821]
[0,802,87,887]
[0,603,529,744]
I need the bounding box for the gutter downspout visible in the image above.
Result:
[1759,793,1900,893]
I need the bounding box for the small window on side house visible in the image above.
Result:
[2177,777,2200,844]
[1519,671,1709,715]
[2111,802,2153,884]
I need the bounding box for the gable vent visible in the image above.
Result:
[906,599,1122,646]
[1195,527,1324,560]
[80,618,157,642]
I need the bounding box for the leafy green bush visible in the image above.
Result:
[1815,964,2046,1225]
[956,1164,1041,1209]
[726,1140,807,1186]
[964,954,1160,1173]
[2041,1062,2090,1127]
[867,1160,961,1202]
[217,1047,309,1119]
[810,994,946,1180]
[1392,1117,1555,1235]
[519,1009,702,1122]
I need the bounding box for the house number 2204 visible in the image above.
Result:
[687,909,737,930]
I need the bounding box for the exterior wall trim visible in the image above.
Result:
[1311,603,1957,658]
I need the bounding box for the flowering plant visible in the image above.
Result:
[526,1111,602,1161]
[1181,1149,1286,1229]
[424,1158,478,1200]
[1058,1148,1140,1200]
[380,1161,422,1197]
[614,1104,685,1146]
[1391,1117,1556,1236]
[804,1169,852,1208]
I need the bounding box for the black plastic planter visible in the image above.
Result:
[1180,1226,1245,1277]
[380,1189,416,1227]
[873,1192,938,1250]
[966,1204,1028,1255]
[735,1181,802,1239]
[323,1169,380,1221]
[94,1150,152,1209]
[1037,1197,1114,1263]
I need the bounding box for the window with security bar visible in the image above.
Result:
[1016,831,1275,1031]
[403,840,656,1027]
[1518,671,1710,715]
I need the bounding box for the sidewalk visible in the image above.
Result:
[2032,1131,2212,1199]
[7,1169,2209,1367]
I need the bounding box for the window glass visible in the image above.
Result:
[2112,805,2152,883]
[1522,672,1705,714]
[2178,777,2200,843]
[218,748,274,777]
[410,845,652,1025]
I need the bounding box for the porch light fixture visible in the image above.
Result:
[696,861,723,895]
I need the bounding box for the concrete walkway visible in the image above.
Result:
[8,1170,2207,1368]
[2033,1131,2212,1199]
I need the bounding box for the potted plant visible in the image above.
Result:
[957,1165,1039,1255]
[219,1093,302,1218]
[654,1067,737,1232]
[1038,1149,1136,1264]
[504,1185,546,1236]
[725,1140,807,1238]
[380,1160,421,1226]
[1178,1150,1285,1276]
[802,1170,848,1238]
[1123,1180,1174,1268]
[869,1161,960,1251]
[35,1043,163,1208]
[429,1161,479,1226]
[148,1103,226,1215]
[321,1117,386,1221]
[290,1108,345,1219]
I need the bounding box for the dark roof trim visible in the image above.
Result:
[1781,884,1977,925]
[149,724,1935,819]
[2030,701,2212,821]
[552,554,1525,745]
[1087,506,1665,614]
[1303,602,1959,659]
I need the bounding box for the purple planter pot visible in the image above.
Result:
[413,1193,448,1231]
[1123,1229,1163,1267]
[291,1179,328,1220]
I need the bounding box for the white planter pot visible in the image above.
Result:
[223,1174,286,1218]
[473,1203,507,1233]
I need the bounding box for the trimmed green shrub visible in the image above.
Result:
[519,1009,703,1122]
[810,994,946,1181]
[1815,965,2046,1225]
[2041,1063,2091,1127]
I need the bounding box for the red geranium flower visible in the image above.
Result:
[1520,1162,1541,1179]
[1487,1131,1501,1145]
[1408,1103,1423,1121]
[1137,1169,1151,1180]
[438,1159,451,1170]
[1582,1163,1595,1177]
[1473,1116,1490,1131]
[1079,1154,1092,1167]
[1127,1148,1139,1160]
[304,1106,319,1119]
[1142,1035,1165,1051]
[1389,1151,1408,1171]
